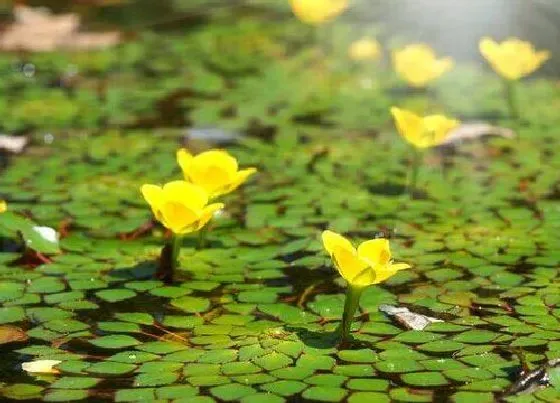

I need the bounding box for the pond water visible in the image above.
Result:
[1,1,560,402]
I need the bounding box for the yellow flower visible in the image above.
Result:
[393,44,453,87]
[177,149,256,198]
[141,181,223,234]
[289,0,348,25]
[390,107,459,149]
[322,230,410,287]
[0,200,6,213]
[349,37,381,61]
[479,37,550,81]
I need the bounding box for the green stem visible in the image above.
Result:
[407,148,423,199]
[340,285,365,343]
[197,227,207,250]
[171,234,182,272]
[504,79,519,121]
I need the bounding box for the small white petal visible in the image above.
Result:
[22,359,61,374]
[32,226,59,244]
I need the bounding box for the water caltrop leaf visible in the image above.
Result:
[134,371,180,387]
[171,296,210,313]
[89,335,140,349]
[50,377,100,389]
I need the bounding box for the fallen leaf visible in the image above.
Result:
[505,358,560,396]
[32,226,60,245]
[0,325,28,345]
[0,5,120,52]
[0,135,28,154]
[442,123,515,145]
[21,359,61,374]
[379,304,443,330]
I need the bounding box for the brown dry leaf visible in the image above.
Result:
[379,304,443,330]
[442,123,515,145]
[0,134,28,154]
[0,5,120,52]
[0,325,28,345]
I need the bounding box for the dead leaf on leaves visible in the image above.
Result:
[504,358,560,396]
[442,123,515,145]
[0,5,120,52]
[379,304,443,330]
[0,325,28,345]
[0,134,28,154]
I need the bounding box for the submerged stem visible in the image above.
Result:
[504,79,519,121]
[407,148,423,199]
[157,233,182,284]
[340,285,365,343]
[197,227,207,250]
[171,233,182,270]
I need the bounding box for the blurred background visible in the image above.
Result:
[0,0,558,73]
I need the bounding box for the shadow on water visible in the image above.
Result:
[285,324,375,350]
[285,325,339,349]
[108,260,157,280]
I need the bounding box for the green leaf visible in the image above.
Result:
[89,335,140,349]
[210,384,256,401]
[171,296,210,313]
[51,377,100,389]
[302,386,348,402]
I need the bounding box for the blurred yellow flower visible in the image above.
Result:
[390,107,459,149]
[322,230,410,287]
[289,0,348,25]
[141,181,223,235]
[479,37,550,80]
[349,37,381,61]
[393,44,453,87]
[177,149,256,198]
[0,200,6,213]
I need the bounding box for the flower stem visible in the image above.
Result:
[157,233,182,284]
[504,79,519,121]
[340,285,365,343]
[197,227,207,250]
[171,233,182,271]
[407,148,422,199]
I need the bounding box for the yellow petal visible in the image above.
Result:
[196,203,224,231]
[194,150,238,177]
[176,148,193,176]
[141,184,164,218]
[422,115,460,147]
[536,50,551,65]
[437,57,454,75]
[349,37,381,61]
[371,262,411,285]
[393,44,453,87]
[160,201,199,234]
[480,37,550,80]
[391,263,411,271]
[479,37,498,60]
[0,200,6,213]
[322,230,367,284]
[162,181,208,211]
[322,230,354,256]
[390,107,423,148]
[357,238,391,266]
[289,0,348,24]
[349,267,377,287]
[188,150,239,195]
[230,167,257,190]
